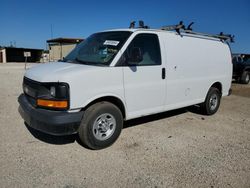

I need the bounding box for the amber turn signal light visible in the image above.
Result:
[37,99,68,109]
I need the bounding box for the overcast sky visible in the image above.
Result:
[1,0,249,53]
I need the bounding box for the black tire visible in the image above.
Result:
[78,101,123,150]
[200,87,221,115]
[240,71,250,84]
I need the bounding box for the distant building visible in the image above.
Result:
[47,38,84,61]
[0,47,43,63]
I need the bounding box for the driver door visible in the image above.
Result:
[119,33,166,119]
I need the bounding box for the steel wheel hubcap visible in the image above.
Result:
[209,94,218,111]
[92,113,116,141]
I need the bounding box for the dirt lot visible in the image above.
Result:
[231,82,250,98]
[0,63,250,188]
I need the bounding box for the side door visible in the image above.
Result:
[119,33,166,119]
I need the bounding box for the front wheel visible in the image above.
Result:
[78,102,123,150]
[200,87,221,115]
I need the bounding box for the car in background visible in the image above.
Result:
[233,54,250,84]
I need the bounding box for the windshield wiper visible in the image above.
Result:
[58,57,67,62]
[74,58,96,65]
[74,58,107,66]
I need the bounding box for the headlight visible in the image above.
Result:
[53,85,68,99]
[23,77,70,110]
[37,83,69,110]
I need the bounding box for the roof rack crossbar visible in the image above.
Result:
[161,21,185,35]
[161,21,234,43]
[185,30,235,42]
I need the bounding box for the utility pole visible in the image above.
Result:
[50,24,54,39]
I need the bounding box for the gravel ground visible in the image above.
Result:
[0,63,250,188]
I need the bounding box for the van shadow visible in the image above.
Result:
[25,123,77,145]
[24,106,203,145]
[123,105,202,129]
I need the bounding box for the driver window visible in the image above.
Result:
[119,33,161,66]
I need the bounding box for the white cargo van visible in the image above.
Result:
[18,24,232,149]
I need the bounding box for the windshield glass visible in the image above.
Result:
[64,31,131,66]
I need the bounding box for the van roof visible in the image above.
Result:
[101,28,223,42]
[102,28,169,33]
[102,21,234,43]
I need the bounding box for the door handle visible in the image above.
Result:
[162,68,166,79]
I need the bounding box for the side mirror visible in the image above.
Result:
[129,47,143,63]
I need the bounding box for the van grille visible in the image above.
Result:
[23,77,40,107]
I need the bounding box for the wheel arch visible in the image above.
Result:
[209,82,222,95]
[243,67,250,72]
[82,95,126,119]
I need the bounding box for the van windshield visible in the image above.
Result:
[63,31,131,66]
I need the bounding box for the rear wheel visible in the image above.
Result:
[200,87,221,115]
[78,101,123,150]
[240,71,250,84]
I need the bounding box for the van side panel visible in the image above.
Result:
[162,33,232,110]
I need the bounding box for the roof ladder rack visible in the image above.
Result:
[161,21,234,43]
[161,21,185,35]
[185,30,235,43]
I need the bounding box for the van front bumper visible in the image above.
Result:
[18,94,84,135]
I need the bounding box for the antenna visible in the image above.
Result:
[50,24,54,39]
